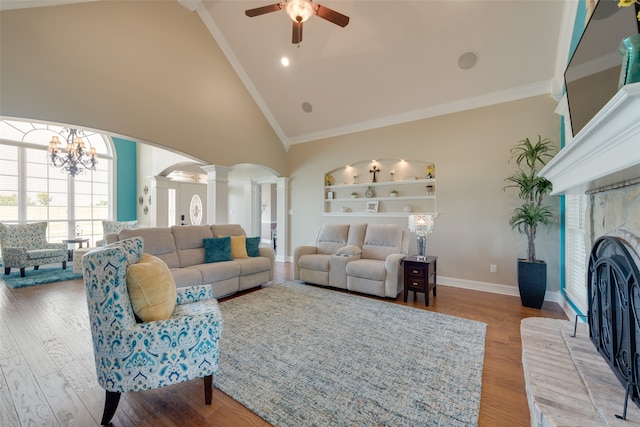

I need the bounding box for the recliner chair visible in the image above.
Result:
[294,223,366,288]
[345,224,409,297]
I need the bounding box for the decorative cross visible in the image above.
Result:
[369,165,381,183]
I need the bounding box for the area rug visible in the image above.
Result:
[215,282,487,426]
[2,267,82,289]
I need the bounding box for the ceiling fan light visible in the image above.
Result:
[286,0,314,23]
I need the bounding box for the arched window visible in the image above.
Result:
[0,119,114,245]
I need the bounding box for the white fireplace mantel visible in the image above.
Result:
[539,83,640,195]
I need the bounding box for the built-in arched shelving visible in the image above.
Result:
[323,159,437,217]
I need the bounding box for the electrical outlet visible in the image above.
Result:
[490,264,497,273]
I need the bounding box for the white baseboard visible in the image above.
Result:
[438,276,562,304]
[280,261,567,309]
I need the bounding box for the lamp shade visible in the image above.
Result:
[408,214,435,237]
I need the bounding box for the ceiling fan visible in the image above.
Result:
[245,0,349,44]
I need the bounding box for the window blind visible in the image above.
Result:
[565,194,588,314]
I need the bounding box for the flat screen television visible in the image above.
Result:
[565,0,640,137]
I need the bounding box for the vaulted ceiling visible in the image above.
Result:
[181,0,570,148]
[2,0,574,149]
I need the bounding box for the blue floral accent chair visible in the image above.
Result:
[0,222,67,277]
[82,237,224,425]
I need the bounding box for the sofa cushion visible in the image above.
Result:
[203,237,233,263]
[347,223,368,247]
[346,259,386,281]
[230,235,248,258]
[27,248,65,260]
[169,267,203,288]
[172,225,212,267]
[246,236,260,257]
[126,253,176,322]
[0,221,48,250]
[119,228,180,268]
[361,224,403,261]
[193,261,241,283]
[211,224,246,237]
[316,224,350,255]
[234,256,271,275]
[299,253,331,272]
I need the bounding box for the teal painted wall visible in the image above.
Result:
[112,137,137,221]
[570,1,589,61]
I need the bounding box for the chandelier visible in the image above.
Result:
[47,128,97,176]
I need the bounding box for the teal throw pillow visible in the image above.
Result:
[203,236,233,263]
[246,236,260,257]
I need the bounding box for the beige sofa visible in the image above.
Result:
[106,224,274,298]
[294,223,409,298]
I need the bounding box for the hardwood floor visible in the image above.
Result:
[0,262,566,426]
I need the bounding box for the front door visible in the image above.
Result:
[178,182,207,225]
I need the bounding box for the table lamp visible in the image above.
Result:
[408,214,435,260]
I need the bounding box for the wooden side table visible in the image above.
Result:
[402,255,437,306]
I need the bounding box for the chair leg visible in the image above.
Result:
[62,261,67,270]
[204,375,213,405]
[4,267,9,275]
[100,390,121,425]
[34,265,39,271]
[20,267,25,277]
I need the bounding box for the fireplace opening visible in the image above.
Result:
[588,235,640,414]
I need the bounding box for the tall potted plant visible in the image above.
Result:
[505,135,557,308]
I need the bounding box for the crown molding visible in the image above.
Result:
[287,81,553,145]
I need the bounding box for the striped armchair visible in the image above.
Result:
[82,237,224,425]
[0,222,67,277]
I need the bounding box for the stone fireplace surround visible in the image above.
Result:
[521,83,640,426]
[541,82,640,313]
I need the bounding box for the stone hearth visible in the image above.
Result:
[522,318,640,426]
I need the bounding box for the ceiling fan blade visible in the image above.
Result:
[314,4,349,27]
[245,3,285,17]
[292,21,303,44]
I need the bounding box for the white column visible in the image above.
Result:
[276,177,289,262]
[202,165,232,224]
[150,176,171,227]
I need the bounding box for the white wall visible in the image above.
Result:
[136,143,203,227]
[228,164,279,237]
[0,1,288,174]
[288,95,562,293]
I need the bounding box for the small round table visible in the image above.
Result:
[63,238,90,261]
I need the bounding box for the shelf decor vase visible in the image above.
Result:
[618,34,640,89]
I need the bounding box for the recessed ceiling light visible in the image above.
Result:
[301,102,313,113]
[281,57,290,67]
[458,52,478,70]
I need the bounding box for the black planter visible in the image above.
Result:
[517,259,547,309]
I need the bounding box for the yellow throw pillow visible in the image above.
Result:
[229,235,248,258]
[126,253,177,322]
